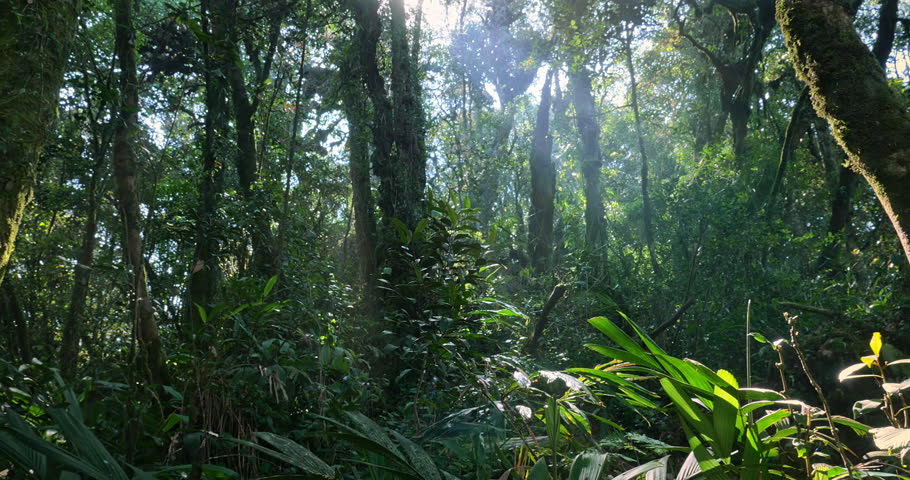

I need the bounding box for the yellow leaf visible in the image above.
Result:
[870,332,883,356]
[861,355,878,367]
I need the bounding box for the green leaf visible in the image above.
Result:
[838,363,876,382]
[162,413,187,433]
[830,416,870,436]
[611,456,668,480]
[527,457,550,480]
[755,409,790,434]
[49,408,130,480]
[262,276,278,298]
[388,430,442,480]
[749,332,769,344]
[222,432,335,478]
[588,317,657,368]
[871,427,910,449]
[567,451,609,480]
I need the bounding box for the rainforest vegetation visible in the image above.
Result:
[3,0,910,477]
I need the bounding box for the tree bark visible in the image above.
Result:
[528,71,555,272]
[388,0,427,230]
[0,0,81,284]
[344,86,379,304]
[215,0,280,278]
[0,279,31,365]
[112,0,167,385]
[623,27,661,276]
[349,0,426,231]
[777,0,910,266]
[570,68,607,257]
[187,0,230,329]
[61,150,107,379]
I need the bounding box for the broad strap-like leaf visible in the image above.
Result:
[870,426,910,449]
[675,451,702,480]
[588,317,659,368]
[48,408,130,480]
[388,430,442,480]
[527,457,550,480]
[567,451,608,480]
[611,456,668,480]
[255,432,335,478]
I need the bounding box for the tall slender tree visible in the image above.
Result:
[112,0,167,384]
[622,24,660,276]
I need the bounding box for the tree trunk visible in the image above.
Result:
[0,279,31,365]
[0,0,81,284]
[61,152,107,379]
[344,86,379,304]
[872,0,898,70]
[528,71,555,272]
[215,0,278,278]
[623,27,661,276]
[348,0,397,232]
[388,0,427,230]
[777,0,910,266]
[349,0,426,231]
[187,0,230,329]
[276,0,313,275]
[112,0,167,385]
[570,68,607,257]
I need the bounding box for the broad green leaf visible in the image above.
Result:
[838,363,876,382]
[755,409,791,434]
[527,457,550,480]
[871,427,910,449]
[49,408,130,480]
[659,378,717,443]
[711,384,740,460]
[588,317,657,368]
[611,456,668,480]
[255,432,335,478]
[389,430,442,480]
[262,276,278,298]
[830,416,870,436]
[567,451,609,480]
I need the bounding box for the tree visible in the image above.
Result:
[622,23,660,276]
[528,70,556,271]
[777,0,910,266]
[0,0,81,284]
[111,0,167,384]
[348,0,427,232]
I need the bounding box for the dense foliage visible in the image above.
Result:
[2,0,910,478]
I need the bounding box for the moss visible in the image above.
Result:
[776,0,910,263]
[0,1,80,281]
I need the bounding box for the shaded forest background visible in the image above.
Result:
[2,0,910,477]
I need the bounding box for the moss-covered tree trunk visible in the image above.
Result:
[343,82,379,304]
[387,0,427,230]
[528,71,555,272]
[777,0,910,266]
[571,68,607,257]
[0,0,81,284]
[112,0,167,385]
